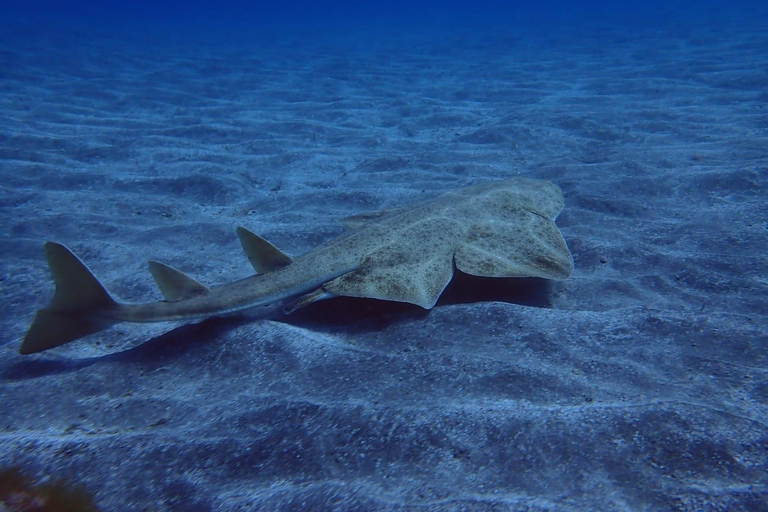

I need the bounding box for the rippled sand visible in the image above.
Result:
[1,13,766,512]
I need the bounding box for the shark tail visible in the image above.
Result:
[19,242,118,355]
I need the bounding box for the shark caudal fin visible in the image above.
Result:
[19,242,118,355]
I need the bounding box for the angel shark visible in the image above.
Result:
[19,177,573,354]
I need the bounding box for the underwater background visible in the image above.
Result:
[1,1,767,510]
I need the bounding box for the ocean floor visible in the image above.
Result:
[1,13,767,512]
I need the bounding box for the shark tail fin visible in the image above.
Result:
[19,242,118,355]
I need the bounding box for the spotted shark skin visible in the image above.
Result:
[20,177,573,354]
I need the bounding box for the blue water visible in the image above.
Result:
[2,1,767,511]
[5,1,765,39]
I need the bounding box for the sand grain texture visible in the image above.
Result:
[1,14,767,512]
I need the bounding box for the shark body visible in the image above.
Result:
[20,177,573,354]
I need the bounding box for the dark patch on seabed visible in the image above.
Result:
[1,2,768,511]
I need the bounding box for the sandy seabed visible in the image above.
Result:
[1,12,766,512]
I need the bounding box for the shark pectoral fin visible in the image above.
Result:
[236,227,293,274]
[20,242,118,354]
[283,287,335,314]
[454,208,573,280]
[147,261,211,302]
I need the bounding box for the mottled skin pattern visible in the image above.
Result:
[20,177,573,354]
[324,177,573,306]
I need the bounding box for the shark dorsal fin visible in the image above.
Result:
[147,261,211,302]
[236,227,293,274]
